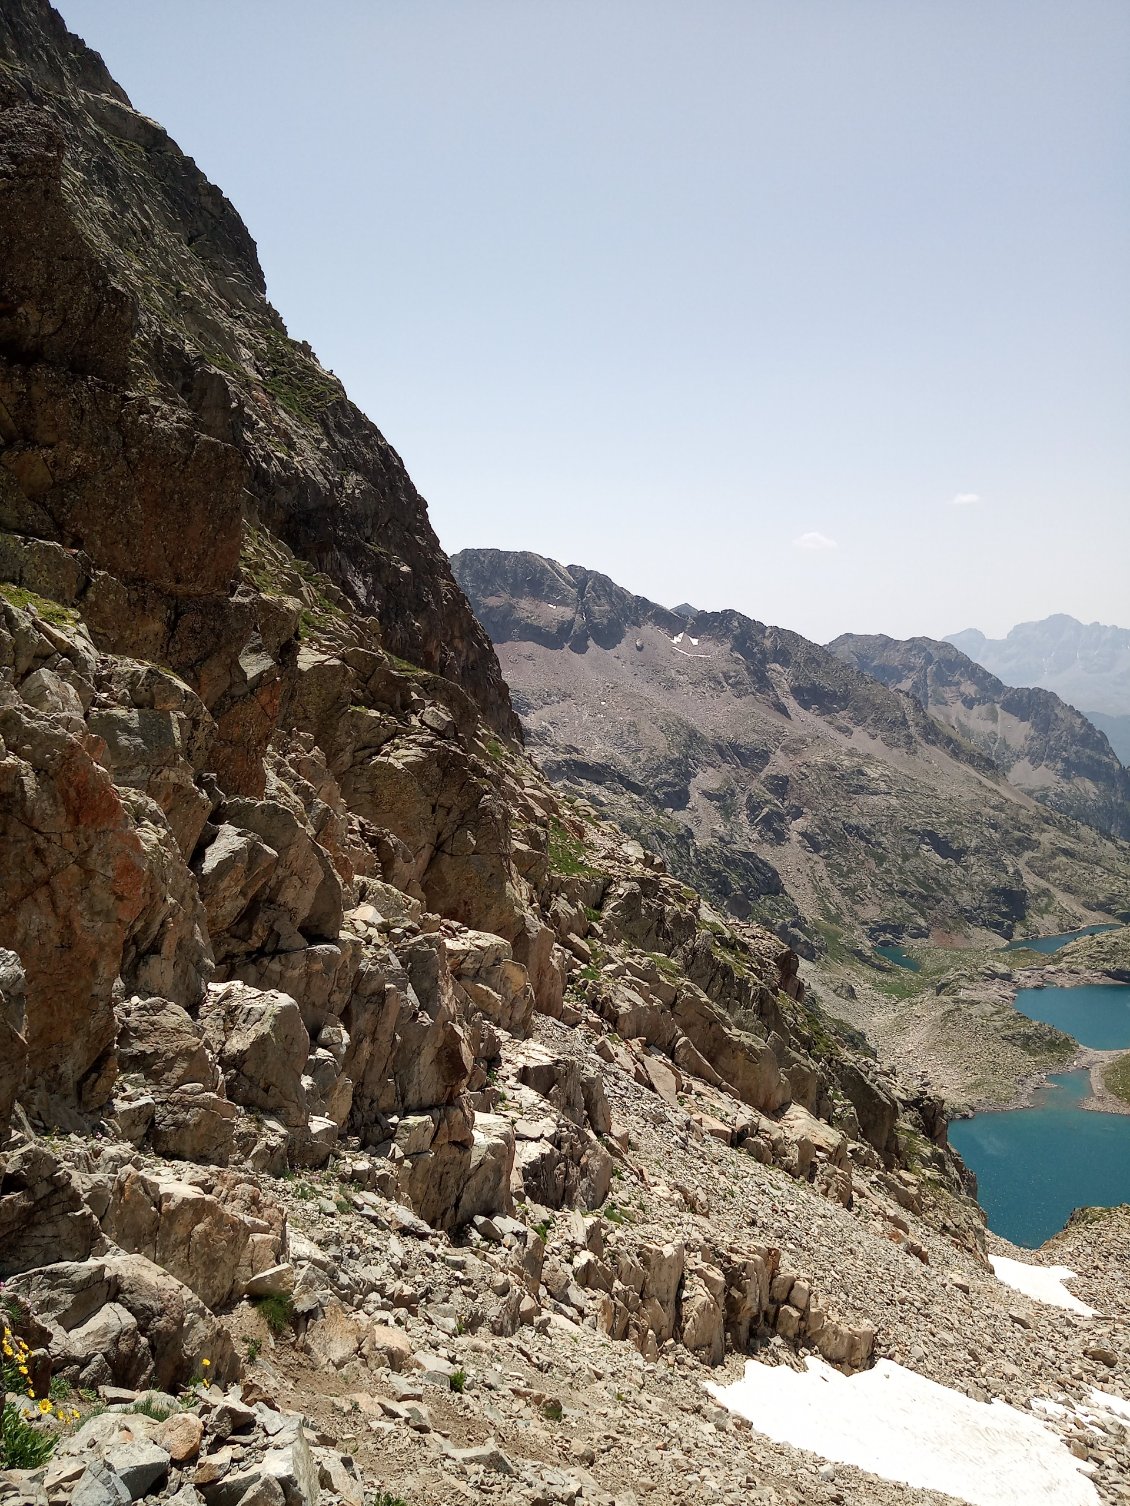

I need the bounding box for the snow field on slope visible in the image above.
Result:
[708,1357,1098,1506]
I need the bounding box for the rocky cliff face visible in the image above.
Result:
[830,633,1130,840]
[0,0,518,744]
[454,549,1130,950]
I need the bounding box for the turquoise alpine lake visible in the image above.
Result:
[949,1070,1130,1248]
[1004,923,1119,955]
[1013,983,1130,1049]
[874,945,920,972]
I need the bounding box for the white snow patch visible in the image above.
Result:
[1089,1389,1130,1423]
[1031,1397,1072,1420]
[689,636,699,646]
[671,632,684,645]
[989,1256,1095,1316]
[708,1357,1098,1506]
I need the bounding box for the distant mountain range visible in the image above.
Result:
[947,615,1130,763]
[454,549,1130,950]
[829,633,1130,840]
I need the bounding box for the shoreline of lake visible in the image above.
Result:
[952,966,1130,1119]
[1080,1047,1130,1117]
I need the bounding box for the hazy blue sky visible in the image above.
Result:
[56,0,1129,642]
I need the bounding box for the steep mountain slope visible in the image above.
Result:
[829,633,1130,839]
[453,549,1130,947]
[949,614,1130,742]
[0,0,518,747]
[0,9,1072,1506]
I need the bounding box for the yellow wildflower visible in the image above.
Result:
[38,1399,52,1414]
[201,1358,211,1368]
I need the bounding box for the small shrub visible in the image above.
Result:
[541,1399,563,1423]
[448,1369,466,1394]
[245,1337,262,1363]
[255,1293,295,1336]
[368,1493,408,1506]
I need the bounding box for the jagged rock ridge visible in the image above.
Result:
[453,548,1130,946]
[830,632,1130,840]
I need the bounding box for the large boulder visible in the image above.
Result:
[7,1253,239,1391]
[0,1137,102,1277]
[200,981,310,1128]
[444,927,535,1036]
[116,995,218,1092]
[103,1166,287,1310]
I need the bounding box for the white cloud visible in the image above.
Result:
[793,531,839,551]
[949,492,981,506]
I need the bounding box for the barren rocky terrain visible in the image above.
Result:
[453,550,1130,951]
[1,7,1129,1506]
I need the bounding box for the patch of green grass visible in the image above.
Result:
[448,1369,467,1394]
[245,1337,262,1363]
[368,1494,409,1506]
[485,737,506,761]
[541,1399,563,1423]
[548,819,601,879]
[259,330,342,426]
[1103,1052,1130,1105]
[647,951,682,978]
[388,653,426,677]
[0,1405,55,1469]
[603,1203,629,1225]
[254,1293,295,1336]
[125,1396,176,1422]
[0,583,79,629]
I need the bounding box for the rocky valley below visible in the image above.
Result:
[1,6,1129,1506]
